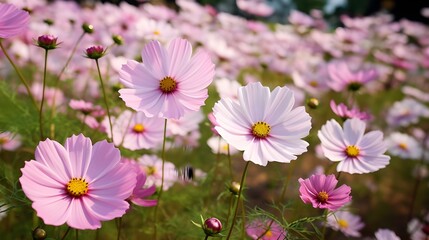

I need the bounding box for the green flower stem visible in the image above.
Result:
[75,229,79,240]
[95,59,114,142]
[226,161,250,240]
[224,194,234,229]
[116,217,123,240]
[227,144,233,180]
[39,49,49,140]
[321,210,328,240]
[204,235,209,240]
[0,39,38,110]
[60,227,71,240]
[154,119,168,240]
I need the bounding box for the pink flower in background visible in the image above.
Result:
[386,98,429,127]
[327,62,378,92]
[318,118,390,174]
[375,229,400,240]
[0,3,30,38]
[123,159,157,207]
[69,99,103,115]
[167,110,204,136]
[236,0,274,17]
[330,100,372,121]
[327,211,364,237]
[0,131,21,151]
[386,132,423,160]
[137,155,177,190]
[207,112,219,135]
[207,136,238,155]
[19,134,136,230]
[246,218,286,240]
[105,110,164,151]
[119,38,215,120]
[298,174,351,211]
[213,82,311,166]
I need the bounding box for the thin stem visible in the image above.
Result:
[116,217,122,240]
[154,119,168,240]
[224,194,234,229]
[204,235,209,240]
[95,59,114,142]
[39,49,49,140]
[321,210,328,240]
[61,227,71,240]
[335,171,342,181]
[0,40,38,109]
[226,161,250,240]
[227,144,233,180]
[75,229,78,240]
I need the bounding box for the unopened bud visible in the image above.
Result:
[229,181,241,195]
[43,19,54,26]
[85,45,105,59]
[37,34,58,50]
[112,34,124,45]
[82,23,94,34]
[307,98,319,109]
[32,227,47,240]
[203,217,222,236]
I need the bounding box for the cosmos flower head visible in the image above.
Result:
[246,218,286,240]
[119,38,215,120]
[386,98,429,127]
[318,118,390,174]
[0,131,22,151]
[330,100,372,121]
[213,82,312,166]
[327,211,364,238]
[298,174,352,211]
[19,134,136,230]
[327,61,378,92]
[137,155,178,190]
[386,132,423,160]
[374,229,400,240]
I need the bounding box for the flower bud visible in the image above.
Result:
[43,19,54,26]
[32,227,47,240]
[112,34,124,45]
[37,34,58,50]
[203,217,222,236]
[229,181,241,195]
[306,98,319,109]
[82,23,94,34]
[85,45,105,59]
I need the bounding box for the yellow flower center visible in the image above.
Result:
[264,229,273,237]
[159,76,177,93]
[345,145,360,157]
[146,166,157,176]
[0,137,8,144]
[66,178,89,197]
[337,219,349,229]
[317,191,329,203]
[309,80,318,87]
[398,142,408,151]
[251,121,271,138]
[222,144,229,152]
[133,123,145,133]
[153,30,160,35]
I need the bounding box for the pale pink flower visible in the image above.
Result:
[0,3,30,38]
[123,159,157,207]
[19,134,136,230]
[0,131,21,151]
[105,110,164,151]
[386,98,429,127]
[298,174,351,211]
[213,82,311,166]
[119,38,215,120]
[375,229,401,240]
[246,218,286,240]
[214,77,241,101]
[236,0,274,17]
[69,99,103,115]
[408,217,429,240]
[386,132,423,160]
[327,211,364,237]
[207,136,238,155]
[137,155,177,191]
[167,110,204,137]
[318,118,390,174]
[327,62,378,92]
[330,100,372,121]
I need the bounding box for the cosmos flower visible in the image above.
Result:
[386,98,429,127]
[327,62,378,92]
[119,38,215,120]
[318,118,390,174]
[330,100,372,121]
[246,218,286,240]
[386,132,423,160]
[213,82,311,166]
[0,131,21,151]
[105,110,164,151]
[375,229,401,240]
[19,134,136,230]
[298,174,351,211]
[207,136,238,155]
[123,159,157,208]
[137,155,177,190]
[236,0,274,17]
[0,3,30,39]
[327,211,364,237]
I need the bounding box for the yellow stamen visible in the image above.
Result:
[398,142,408,151]
[146,166,157,175]
[317,191,329,203]
[0,137,8,144]
[133,123,145,133]
[153,30,160,35]
[309,80,318,87]
[66,178,89,197]
[264,229,273,237]
[251,121,271,138]
[345,145,360,157]
[159,76,177,93]
[337,219,349,229]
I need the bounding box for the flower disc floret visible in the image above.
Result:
[66,178,88,197]
[251,121,270,138]
[159,76,177,93]
[345,145,360,157]
[133,123,145,133]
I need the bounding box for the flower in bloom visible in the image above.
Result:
[0,3,30,38]
[386,98,429,127]
[207,136,238,155]
[246,218,286,240]
[137,155,177,190]
[408,217,429,240]
[213,82,312,166]
[327,62,378,92]
[119,38,215,120]
[236,0,274,17]
[375,229,400,240]
[298,174,351,211]
[327,211,364,237]
[386,132,423,160]
[318,118,390,174]
[123,159,157,207]
[330,100,372,121]
[0,131,21,151]
[167,110,204,137]
[19,134,136,230]
[105,110,164,151]
[69,99,103,115]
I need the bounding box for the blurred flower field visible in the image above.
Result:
[0,0,428,239]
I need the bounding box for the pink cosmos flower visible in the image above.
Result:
[19,134,136,230]
[236,0,274,17]
[213,82,311,166]
[69,99,103,115]
[386,98,429,127]
[105,110,164,151]
[386,132,423,160]
[298,174,351,211]
[123,159,157,207]
[0,3,30,38]
[327,211,364,237]
[119,38,215,120]
[137,155,177,190]
[207,136,238,155]
[318,118,390,174]
[330,100,372,121]
[375,229,400,240]
[246,218,286,240]
[0,131,21,151]
[327,62,378,92]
